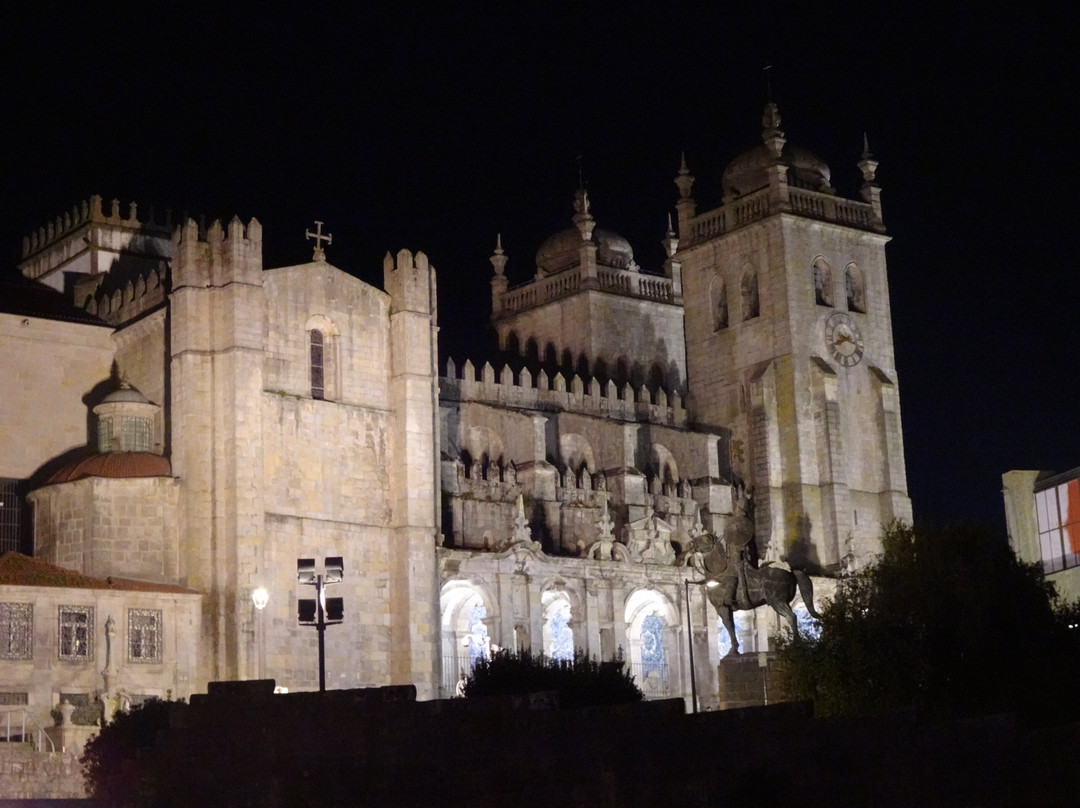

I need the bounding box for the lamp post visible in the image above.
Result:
[684,578,718,713]
[251,587,269,681]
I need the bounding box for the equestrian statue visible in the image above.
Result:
[690,486,821,654]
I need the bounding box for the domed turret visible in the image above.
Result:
[721,102,834,199]
[92,379,161,454]
[535,227,634,275]
[535,189,635,275]
[722,143,832,198]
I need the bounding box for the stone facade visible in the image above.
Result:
[0,105,910,744]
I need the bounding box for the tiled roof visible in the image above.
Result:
[0,279,109,326]
[47,451,172,484]
[0,552,199,594]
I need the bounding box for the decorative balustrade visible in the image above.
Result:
[498,262,674,315]
[689,184,879,243]
[440,358,688,428]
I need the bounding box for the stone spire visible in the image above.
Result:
[674,152,697,241]
[490,233,508,277]
[490,234,508,314]
[674,151,695,200]
[857,133,883,224]
[661,213,678,258]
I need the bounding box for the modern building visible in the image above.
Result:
[1003,467,1080,600]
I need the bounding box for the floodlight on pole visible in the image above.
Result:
[297,556,344,692]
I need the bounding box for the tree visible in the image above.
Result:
[463,648,643,707]
[775,521,1080,720]
[81,698,180,807]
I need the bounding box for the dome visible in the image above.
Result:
[535,227,634,275]
[47,451,172,484]
[722,143,832,198]
[99,383,150,405]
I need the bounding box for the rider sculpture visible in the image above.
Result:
[692,485,821,654]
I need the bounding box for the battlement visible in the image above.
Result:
[21,195,172,261]
[19,196,174,284]
[383,248,435,315]
[80,265,167,326]
[172,216,263,289]
[440,358,689,428]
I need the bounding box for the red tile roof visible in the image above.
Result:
[46,451,172,484]
[0,552,199,594]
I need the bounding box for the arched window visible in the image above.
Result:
[625,589,678,699]
[306,315,340,401]
[542,594,574,661]
[741,272,759,320]
[640,614,667,677]
[467,602,489,667]
[845,263,866,313]
[310,329,325,400]
[813,258,834,307]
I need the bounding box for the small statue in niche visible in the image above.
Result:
[471,457,483,481]
[505,460,517,486]
[581,467,592,491]
[679,479,692,499]
[454,457,465,484]
[595,471,607,491]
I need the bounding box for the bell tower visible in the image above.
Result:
[676,104,910,572]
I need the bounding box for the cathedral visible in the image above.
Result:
[0,104,910,724]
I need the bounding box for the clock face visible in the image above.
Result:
[824,312,864,367]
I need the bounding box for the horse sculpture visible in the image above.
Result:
[691,509,821,654]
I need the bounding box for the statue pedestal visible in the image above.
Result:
[44,723,99,754]
[716,652,790,710]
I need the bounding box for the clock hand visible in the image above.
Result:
[834,332,854,346]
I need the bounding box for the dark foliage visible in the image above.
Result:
[775,521,1080,720]
[464,649,643,707]
[81,697,182,807]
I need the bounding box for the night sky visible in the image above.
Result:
[4,4,1076,531]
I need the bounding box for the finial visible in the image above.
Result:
[661,212,679,258]
[572,188,595,240]
[675,152,695,200]
[490,234,508,277]
[763,64,773,102]
[862,131,872,160]
[305,220,332,262]
[761,102,786,160]
[576,153,585,190]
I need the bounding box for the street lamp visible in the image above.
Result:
[684,578,718,713]
[251,587,269,680]
[297,557,344,692]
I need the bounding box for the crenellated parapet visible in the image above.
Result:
[440,358,688,428]
[78,264,167,326]
[383,248,435,316]
[171,216,263,290]
[19,195,173,285]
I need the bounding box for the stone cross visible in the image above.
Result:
[305,220,332,262]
